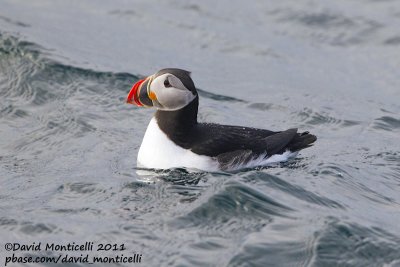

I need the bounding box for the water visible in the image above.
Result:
[1,1,400,266]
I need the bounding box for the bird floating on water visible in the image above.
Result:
[126,68,316,171]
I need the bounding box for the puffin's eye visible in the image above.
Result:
[164,78,171,88]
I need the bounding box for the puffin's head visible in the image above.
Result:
[126,68,197,111]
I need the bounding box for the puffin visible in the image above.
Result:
[126,68,316,172]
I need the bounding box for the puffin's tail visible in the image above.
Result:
[286,131,317,152]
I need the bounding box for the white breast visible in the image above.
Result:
[137,118,218,171]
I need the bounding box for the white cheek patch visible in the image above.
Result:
[151,74,196,111]
[158,89,195,110]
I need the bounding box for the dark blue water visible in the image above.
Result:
[1,1,400,266]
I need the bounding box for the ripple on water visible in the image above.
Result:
[197,88,245,103]
[153,168,209,186]
[0,217,18,231]
[0,37,41,118]
[172,179,293,236]
[244,171,345,209]
[247,102,275,111]
[228,239,311,267]
[295,107,360,128]
[311,162,398,206]
[19,221,57,235]
[0,33,139,158]
[373,116,400,132]
[312,218,400,266]
[270,8,384,46]
[0,216,57,236]
[384,36,400,45]
[47,183,110,216]
[228,217,400,267]
[0,15,30,28]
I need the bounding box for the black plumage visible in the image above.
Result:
[154,70,317,169]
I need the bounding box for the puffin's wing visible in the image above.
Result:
[214,129,299,170]
[189,123,297,157]
[215,128,298,164]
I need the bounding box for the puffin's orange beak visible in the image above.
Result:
[126,76,156,107]
[126,78,146,106]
